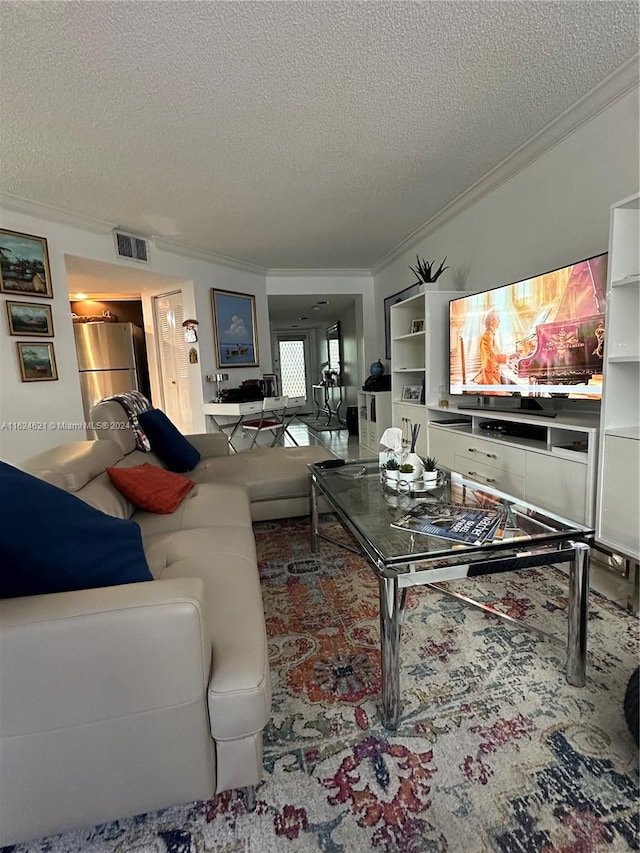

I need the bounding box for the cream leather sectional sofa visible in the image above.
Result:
[0,408,335,846]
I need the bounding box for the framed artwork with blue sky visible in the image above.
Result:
[210,288,259,368]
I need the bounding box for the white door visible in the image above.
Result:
[153,291,192,434]
[274,333,313,414]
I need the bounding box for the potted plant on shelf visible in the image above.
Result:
[422,456,439,484]
[409,255,449,287]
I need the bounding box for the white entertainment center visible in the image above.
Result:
[387,194,638,542]
[427,407,598,526]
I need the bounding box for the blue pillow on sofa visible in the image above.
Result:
[137,408,201,473]
[0,462,153,599]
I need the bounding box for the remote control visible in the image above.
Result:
[316,458,346,469]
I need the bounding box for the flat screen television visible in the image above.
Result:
[448,252,608,413]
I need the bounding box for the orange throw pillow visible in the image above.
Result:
[106,464,195,514]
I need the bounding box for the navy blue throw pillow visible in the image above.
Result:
[0,462,153,599]
[137,409,201,473]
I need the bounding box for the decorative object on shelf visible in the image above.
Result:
[16,341,58,381]
[409,255,449,287]
[261,373,278,396]
[438,383,449,408]
[383,282,422,359]
[210,288,259,368]
[401,385,422,402]
[188,347,198,364]
[370,359,385,377]
[182,318,199,343]
[0,228,53,298]
[6,301,54,336]
[410,319,424,334]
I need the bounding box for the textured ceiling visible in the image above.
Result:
[1,1,638,270]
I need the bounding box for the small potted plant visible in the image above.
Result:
[422,456,439,484]
[399,462,416,483]
[383,457,400,484]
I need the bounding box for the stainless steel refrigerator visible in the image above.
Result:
[74,322,148,423]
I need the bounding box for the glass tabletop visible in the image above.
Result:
[310,459,593,571]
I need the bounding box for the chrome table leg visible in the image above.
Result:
[379,575,403,730]
[567,540,590,687]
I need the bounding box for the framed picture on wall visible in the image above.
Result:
[210,288,259,368]
[6,301,54,336]
[0,229,53,298]
[16,341,58,381]
[383,282,422,359]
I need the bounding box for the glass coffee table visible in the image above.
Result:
[309,459,593,730]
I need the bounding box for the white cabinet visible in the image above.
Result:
[596,192,640,561]
[358,391,391,455]
[427,407,599,526]
[390,290,456,459]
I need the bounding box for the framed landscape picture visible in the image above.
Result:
[211,288,259,368]
[6,301,54,336]
[0,229,53,298]
[16,341,58,382]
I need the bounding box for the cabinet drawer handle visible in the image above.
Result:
[467,470,497,485]
[467,447,497,460]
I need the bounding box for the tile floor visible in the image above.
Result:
[253,417,638,612]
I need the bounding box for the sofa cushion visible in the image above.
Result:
[0,462,152,598]
[107,464,195,514]
[142,526,269,741]
[138,409,201,473]
[19,440,124,492]
[191,445,335,501]
[133,481,252,537]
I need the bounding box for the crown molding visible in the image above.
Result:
[267,268,372,278]
[371,55,640,277]
[0,192,117,234]
[151,236,267,275]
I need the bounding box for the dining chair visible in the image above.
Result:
[242,396,289,449]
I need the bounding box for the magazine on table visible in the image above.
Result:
[391,502,506,545]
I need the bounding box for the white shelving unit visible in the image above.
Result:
[357,390,391,455]
[596,192,640,561]
[390,290,456,458]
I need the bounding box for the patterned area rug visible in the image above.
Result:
[6,516,638,853]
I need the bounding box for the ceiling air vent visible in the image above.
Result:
[114,230,149,263]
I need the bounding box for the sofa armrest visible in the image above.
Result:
[0,578,211,734]
[187,432,230,458]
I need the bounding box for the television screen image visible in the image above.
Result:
[449,253,608,401]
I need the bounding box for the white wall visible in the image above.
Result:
[374,87,640,345]
[0,206,269,462]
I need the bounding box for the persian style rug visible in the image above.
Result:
[6,517,638,853]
